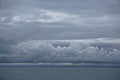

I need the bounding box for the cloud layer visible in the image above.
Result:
[0,0,120,40]
[0,0,120,63]
[0,9,78,25]
[0,9,119,27]
[1,38,118,63]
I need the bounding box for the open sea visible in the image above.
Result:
[0,65,120,80]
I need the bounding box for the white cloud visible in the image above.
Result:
[10,38,120,62]
[5,9,78,25]
[0,9,118,26]
[0,17,6,22]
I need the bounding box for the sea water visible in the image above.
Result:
[0,67,120,80]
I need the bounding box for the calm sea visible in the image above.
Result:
[0,67,120,80]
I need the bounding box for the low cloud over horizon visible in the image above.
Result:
[0,0,120,63]
[0,38,120,63]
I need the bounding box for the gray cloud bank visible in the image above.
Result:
[0,38,120,63]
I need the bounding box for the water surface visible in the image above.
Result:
[0,67,120,80]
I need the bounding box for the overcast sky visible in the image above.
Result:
[0,0,120,63]
[0,0,120,42]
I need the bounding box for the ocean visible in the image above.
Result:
[0,67,120,80]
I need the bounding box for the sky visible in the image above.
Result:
[0,0,120,41]
[0,0,120,63]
